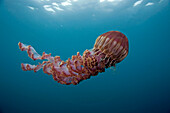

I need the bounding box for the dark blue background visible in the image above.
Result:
[0,0,170,113]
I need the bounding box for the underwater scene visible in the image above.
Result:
[0,0,170,113]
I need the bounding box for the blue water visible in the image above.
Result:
[0,0,170,113]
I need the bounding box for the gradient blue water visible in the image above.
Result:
[0,0,170,113]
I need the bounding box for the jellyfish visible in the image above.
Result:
[18,31,129,85]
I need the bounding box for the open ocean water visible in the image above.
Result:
[0,0,170,113]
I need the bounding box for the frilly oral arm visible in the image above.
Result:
[18,42,54,73]
[18,42,94,85]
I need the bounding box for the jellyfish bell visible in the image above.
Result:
[93,31,129,67]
